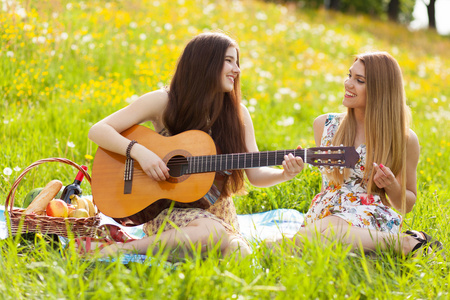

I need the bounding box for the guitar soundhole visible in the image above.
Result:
[167,155,188,179]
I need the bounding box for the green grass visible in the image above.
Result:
[1,0,450,299]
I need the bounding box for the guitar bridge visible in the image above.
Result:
[124,157,134,194]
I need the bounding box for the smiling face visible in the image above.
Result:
[343,59,367,111]
[221,46,240,92]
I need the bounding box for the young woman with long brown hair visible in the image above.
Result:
[277,51,443,257]
[82,32,304,258]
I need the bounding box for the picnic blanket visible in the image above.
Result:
[0,205,304,263]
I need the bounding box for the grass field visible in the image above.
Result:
[1,0,450,299]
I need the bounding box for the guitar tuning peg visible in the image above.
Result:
[339,167,344,174]
[340,144,343,146]
[319,166,325,172]
[329,166,334,172]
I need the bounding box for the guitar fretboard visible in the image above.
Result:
[184,149,305,174]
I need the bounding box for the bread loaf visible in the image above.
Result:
[24,180,63,214]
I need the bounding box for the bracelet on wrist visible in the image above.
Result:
[126,140,138,159]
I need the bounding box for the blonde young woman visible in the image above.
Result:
[280,52,442,256]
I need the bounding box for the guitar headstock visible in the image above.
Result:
[305,146,359,169]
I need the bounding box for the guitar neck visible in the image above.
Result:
[184,149,304,174]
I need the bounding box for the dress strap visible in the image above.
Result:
[321,113,342,146]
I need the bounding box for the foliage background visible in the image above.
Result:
[1,0,449,299]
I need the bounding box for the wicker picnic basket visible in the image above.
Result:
[4,158,101,238]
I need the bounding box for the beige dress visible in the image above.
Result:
[142,128,242,237]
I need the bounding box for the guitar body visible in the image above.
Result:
[91,125,217,225]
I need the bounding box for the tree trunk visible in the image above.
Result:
[324,0,341,11]
[388,0,400,22]
[426,0,437,29]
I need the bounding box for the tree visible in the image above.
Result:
[324,0,341,10]
[424,0,437,30]
[388,0,400,22]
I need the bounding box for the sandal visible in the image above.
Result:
[74,236,115,255]
[98,224,137,243]
[404,230,445,259]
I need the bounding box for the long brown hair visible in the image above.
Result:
[328,52,411,214]
[163,32,246,197]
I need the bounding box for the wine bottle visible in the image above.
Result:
[60,165,88,204]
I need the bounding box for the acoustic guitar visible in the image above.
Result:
[91,125,359,226]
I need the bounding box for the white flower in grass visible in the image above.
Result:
[67,141,75,148]
[164,23,172,31]
[278,87,291,95]
[6,51,14,57]
[13,166,21,172]
[256,12,267,21]
[256,85,266,92]
[139,33,147,41]
[3,168,12,176]
[277,116,294,127]
[129,22,138,29]
[37,36,46,44]
[16,7,27,18]
[81,34,93,43]
[294,103,301,110]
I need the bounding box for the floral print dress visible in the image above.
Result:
[303,114,402,234]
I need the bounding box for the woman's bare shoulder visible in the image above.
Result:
[407,129,420,151]
[313,114,329,126]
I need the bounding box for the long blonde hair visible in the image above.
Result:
[327,52,411,214]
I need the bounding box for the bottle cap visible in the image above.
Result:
[75,165,88,181]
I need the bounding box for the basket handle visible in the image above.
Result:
[4,158,92,212]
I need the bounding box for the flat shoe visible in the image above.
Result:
[98,224,136,243]
[404,230,445,259]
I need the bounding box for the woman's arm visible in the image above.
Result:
[242,104,304,187]
[313,114,328,147]
[372,129,420,213]
[88,89,171,181]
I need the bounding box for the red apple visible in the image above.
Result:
[46,199,68,217]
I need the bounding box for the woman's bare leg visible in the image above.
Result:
[78,218,250,258]
[282,216,422,256]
